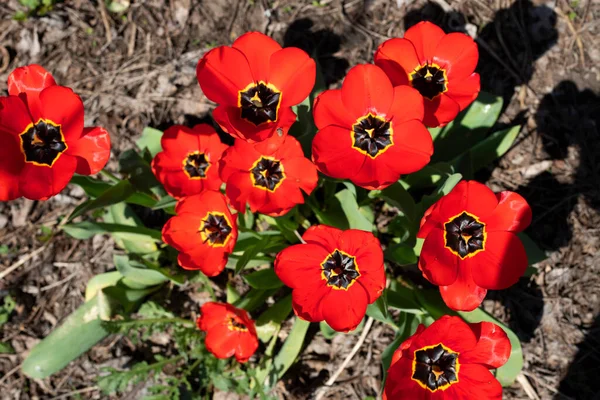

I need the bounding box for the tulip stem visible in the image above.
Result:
[99,168,121,183]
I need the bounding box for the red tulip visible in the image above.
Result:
[162,191,238,277]
[385,316,511,399]
[375,22,480,127]
[0,65,110,200]
[312,64,432,190]
[274,225,385,332]
[418,181,532,311]
[197,32,316,142]
[197,302,258,363]
[219,135,317,217]
[151,124,228,199]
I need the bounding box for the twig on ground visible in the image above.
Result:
[555,7,586,68]
[0,246,47,281]
[325,317,375,386]
[49,387,98,400]
[517,373,541,400]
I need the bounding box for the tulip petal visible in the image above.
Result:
[19,154,77,200]
[433,32,479,80]
[233,32,281,83]
[470,232,528,290]
[462,321,512,369]
[439,261,487,311]
[484,191,532,233]
[404,21,446,64]
[418,227,459,286]
[341,64,394,118]
[269,47,316,107]
[69,127,111,175]
[374,38,420,86]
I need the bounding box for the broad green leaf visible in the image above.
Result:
[104,203,157,254]
[22,295,111,379]
[309,195,349,230]
[85,271,123,301]
[70,176,157,208]
[385,244,417,266]
[136,127,163,157]
[151,195,176,213]
[432,91,503,162]
[244,268,284,290]
[235,236,274,275]
[387,286,423,314]
[452,125,521,178]
[458,309,523,386]
[118,149,165,198]
[366,293,398,330]
[62,221,161,241]
[0,342,14,354]
[255,294,292,342]
[319,321,338,339]
[335,188,374,231]
[113,254,169,288]
[400,162,454,191]
[373,182,416,222]
[265,318,310,386]
[226,283,241,304]
[234,288,279,313]
[68,180,135,222]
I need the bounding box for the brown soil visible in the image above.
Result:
[1,0,599,399]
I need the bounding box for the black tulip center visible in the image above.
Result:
[321,250,360,289]
[184,152,210,179]
[239,82,281,126]
[411,64,447,100]
[229,317,248,332]
[20,120,67,166]
[201,213,232,246]
[444,212,485,259]
[251,157,285,192]
[352,114,393,158]
[412,344,459,392]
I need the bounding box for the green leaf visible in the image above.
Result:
[432,91,503,162]
[118,149,165,197]
[309,195,350,230]
[458,309,523,386]
[22,295,111,379]
[136,127,163,158]
[85,271,123,301]
[366,293,398,329]
[68,180,135,222]
[335,188,374,231]
[113,254,169,289]
[261,318,310,387]
[70,175,157,208]
[104,203,157,254]
[386,244,418,266]
[235,236,273,275]
[400,162,454,191]
[0,295,16,326]
[452,125,521,178]
[0,342,14,354]
[234,289,279,313]
[255,294,292,342]
[319,321,338,339]
[243,268,283,290]
[374,182,416,222]
[151,195,176,212]
[62,221,161,241]
[386,286,423,314]
[226,283,241,304]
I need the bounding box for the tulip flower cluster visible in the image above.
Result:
[0,21,533,400]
